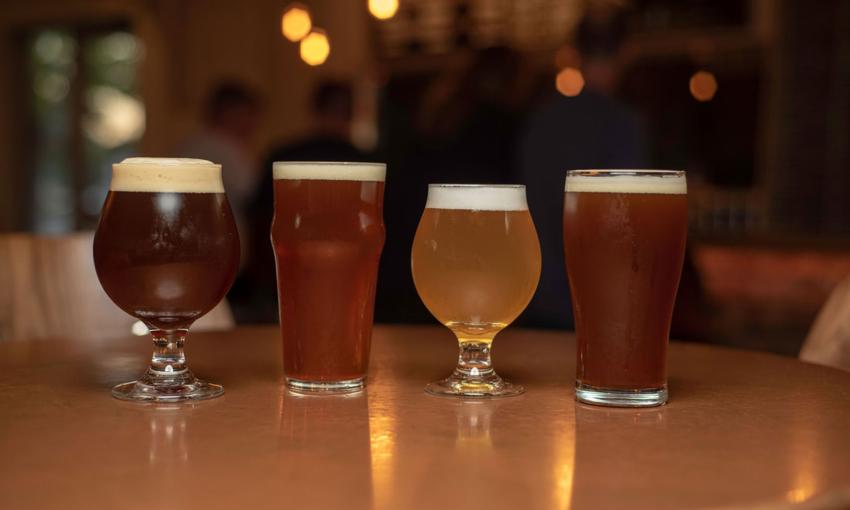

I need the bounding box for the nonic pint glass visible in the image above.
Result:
[271,162,385,394]
[563,170,687,407]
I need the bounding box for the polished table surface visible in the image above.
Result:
[2,325,850,510]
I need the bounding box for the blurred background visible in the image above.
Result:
[1,0,849,356]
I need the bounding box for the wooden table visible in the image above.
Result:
[2,325,850,510]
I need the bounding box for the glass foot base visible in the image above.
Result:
[112,376,223,403]
[575,382,667,407]
[426,371,524,398]
[286,376,365,394]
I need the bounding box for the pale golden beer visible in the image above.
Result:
[412,184,541,397]
[412,209,540,333]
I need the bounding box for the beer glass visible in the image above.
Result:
[93,158,240,402]
[411,184,541,397]
[271,161,385,394]
[564,170,687,407]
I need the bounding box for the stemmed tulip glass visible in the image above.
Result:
[411,184,541,397]
[93,158,240,402]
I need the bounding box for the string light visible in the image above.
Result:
[690,71,718,102]
[368,0,399,20]
[281,3,312,42]
[300,29,330,66]
[556,67,584,97]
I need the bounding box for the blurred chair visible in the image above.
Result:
[0,232,233,342]
[799,276,850,371]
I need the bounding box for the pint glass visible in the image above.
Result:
[564,170,687,407]
[271,162,386,393]
[412,184,541,397]
[93,157,240,402]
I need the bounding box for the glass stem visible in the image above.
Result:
[456,336,495,379]
[149,329,188,374]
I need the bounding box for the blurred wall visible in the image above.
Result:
[763,0,850,235]
[0,0,374,231]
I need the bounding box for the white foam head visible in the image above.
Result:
[273,161,386,181]
[110,158,224,193]
[565,169,687,194]
[425,184,528,211]
[565,170,686,194]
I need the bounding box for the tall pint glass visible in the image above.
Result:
[271,162,386,394]
[564,170,687,407]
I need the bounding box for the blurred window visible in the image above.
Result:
[28,27,145,233]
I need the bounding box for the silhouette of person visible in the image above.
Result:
[230,80,370,323]
[175,81,263,239]
[516,11,649,329]
[374,46,523,324]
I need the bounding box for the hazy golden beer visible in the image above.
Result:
[412,184,541,397]
[412,209,540,332]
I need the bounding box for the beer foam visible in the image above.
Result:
[110,158,224,193]
[565,170,686,194]
[425,184,528,211]
[273,161,386,182]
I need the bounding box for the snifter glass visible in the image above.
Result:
[563,169,687,407]
[93,158,240,402]
[411,184,541,397]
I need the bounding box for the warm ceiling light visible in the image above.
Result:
[555,67,584,97]
[690,70,718,102]
[281,4,312,42]
[369,0,399,20]
[300,30,330,66]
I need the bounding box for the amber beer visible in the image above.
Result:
[271,162,386,393]
[93,157,240,402]
[411,184,541,397]
[563,170,687,407]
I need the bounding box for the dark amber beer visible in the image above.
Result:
[95,192,239,330]
[271,162,385,393]
[93,157,240,402]
[563,170,687,407]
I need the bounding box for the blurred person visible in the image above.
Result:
[516,9,649,329]
[175,81,263,237]
[231,79,370,323]
[374,46,524,324]
[264,80,370,164]
[416,45,521,184]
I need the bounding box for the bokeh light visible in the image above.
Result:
[300,30,330,66]
[690,70,718,102]
[131,321,149,336]
[556,67,584,97]
[83,86,146,148]
[369,0,399,20]
[281,3,312,42]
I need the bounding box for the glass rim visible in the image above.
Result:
[566,169,684,177]
[428,183,526,189]
[273,160,386,168]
